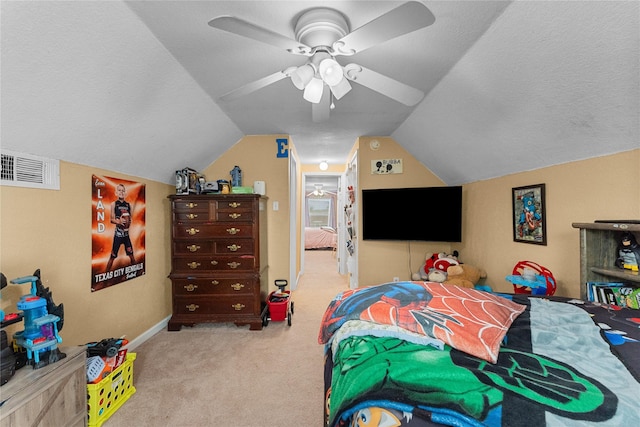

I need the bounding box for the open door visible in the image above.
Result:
[302,173,341,274]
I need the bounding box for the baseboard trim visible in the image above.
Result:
[125,315,171,351]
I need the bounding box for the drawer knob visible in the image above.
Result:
[187,262,201,269]
[187,244,200,252]
[186,228,200,235]
[184,284,198,292]
[211,260,219,266]
[226,227,240,235]
[186,304,199,312]
[186,203,198,209]
[227,244,241,252]
[231,283,245,291]
[229,213,241,219]
[186,213,198,219]
[231,303,245,311]
[228,262,241,269]
[229,202,241,208]
[211,280,219,285]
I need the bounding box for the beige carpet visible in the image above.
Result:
[104,250,348,427]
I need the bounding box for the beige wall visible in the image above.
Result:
[352,139,638,299]
[1,139,635,347]
[356,137,451,286]
[202,135,290,294]
[0,162,173,345]
[459,149,639,297]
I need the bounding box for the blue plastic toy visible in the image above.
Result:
[11,273,65,369]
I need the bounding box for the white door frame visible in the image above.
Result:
[301,172,343,274]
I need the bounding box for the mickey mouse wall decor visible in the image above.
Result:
[371,158,403,174]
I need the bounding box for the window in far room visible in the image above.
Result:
[307,198,332,227]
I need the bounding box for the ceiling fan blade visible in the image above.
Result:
[332,2,435,56]
[208,16,312,55]
[219,71,289,102]
[343,64,424,106]
[312,89,331,123]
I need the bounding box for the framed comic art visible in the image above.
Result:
[512,183,546,245]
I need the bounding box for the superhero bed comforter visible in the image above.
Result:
[319,281,640,427]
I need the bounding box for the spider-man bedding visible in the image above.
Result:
[319,282,640,427]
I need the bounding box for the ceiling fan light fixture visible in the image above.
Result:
[303,77,324,103]
[319,57,344,87]
[319,160,329,171]
[290,64,316,90]
[328,77,352,100]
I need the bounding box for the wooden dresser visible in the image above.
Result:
[0,346,86,427]
[168,194,267,331]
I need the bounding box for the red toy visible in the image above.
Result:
[507,261,556,296]
[262,280,294,326]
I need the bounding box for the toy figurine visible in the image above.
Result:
[11,270,66,369]
[615,232,640,272]
[230,165,242,187]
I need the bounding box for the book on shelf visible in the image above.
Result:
[586,281,639,309]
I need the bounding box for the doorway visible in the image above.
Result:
[302,173,344,275]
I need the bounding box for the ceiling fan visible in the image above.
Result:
[208,2,435,122]
[306,184,336,197]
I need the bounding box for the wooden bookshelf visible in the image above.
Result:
[572,222,640,299]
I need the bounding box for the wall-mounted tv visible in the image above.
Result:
[362,186,462,242]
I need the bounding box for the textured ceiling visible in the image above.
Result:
[1,1,638,185]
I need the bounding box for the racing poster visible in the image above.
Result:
[91,175,146,291]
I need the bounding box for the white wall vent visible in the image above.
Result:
[0,150,60,190]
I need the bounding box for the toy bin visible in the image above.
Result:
[267,291,290,321]
[87,352,136,427]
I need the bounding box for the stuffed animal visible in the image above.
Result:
[444,264,487,289]
[412,251,459,281]
[427,268,448,283]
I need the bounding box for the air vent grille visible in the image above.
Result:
[0,150,60,190]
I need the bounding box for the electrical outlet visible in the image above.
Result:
[393,277,400,282]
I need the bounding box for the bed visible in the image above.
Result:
[305,226,337,250]
[319,281,640,427]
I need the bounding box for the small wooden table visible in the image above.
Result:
[0,346,86,427]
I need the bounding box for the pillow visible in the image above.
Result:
[319,281,525,363]
[320,226,336,233]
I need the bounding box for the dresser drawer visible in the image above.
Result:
[213,239,255,255]
[173,199,211,212]
[174,211,209,222]
[214,198,254,212]
[172,277,257,296]
[172,255,256,272]
[172,239,254,255]
[173,295,258,315]
[173,241,214,255]
[173,224,255,239]
[214,209,255,222]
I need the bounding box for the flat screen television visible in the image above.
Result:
[362,186,462,242]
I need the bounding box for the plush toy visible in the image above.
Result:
[412,251,459,281]
[444,264,487,289]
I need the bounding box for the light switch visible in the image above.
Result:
[273,201,279,211]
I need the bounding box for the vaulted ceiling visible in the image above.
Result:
[2,1,638,185]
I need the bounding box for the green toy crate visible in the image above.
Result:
[87,352,137,427]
